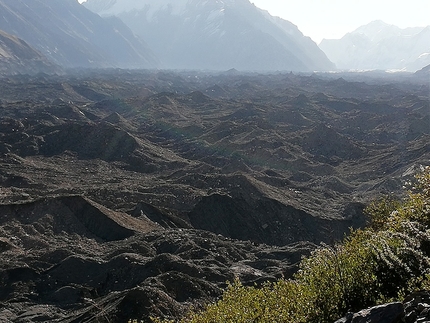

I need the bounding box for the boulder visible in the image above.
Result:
[403,291,430,323]
[334,302,404,323]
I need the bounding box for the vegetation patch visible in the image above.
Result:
[153,166,430,323]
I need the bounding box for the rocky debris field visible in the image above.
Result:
[0,70,428,322]
[0,198,313,322]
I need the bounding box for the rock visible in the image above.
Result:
[0,196,160,242]
[335,291,430,323]
[404,291,430,323]
[334,302,404,323]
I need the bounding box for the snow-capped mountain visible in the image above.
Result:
[83,0,334,72]
[0,0,158,69]
[319,20,430,72]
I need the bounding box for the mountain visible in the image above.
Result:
[414,63,430,82]
[416,63,430,75]
[319,20,430,72]
[0,29,60,75]
[83,0,334,72]
[0,0,158,69]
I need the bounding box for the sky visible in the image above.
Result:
[78,0,430,44]
[250,0,430,43]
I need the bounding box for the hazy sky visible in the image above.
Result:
[251,0,430,43]
[78,0,430,44]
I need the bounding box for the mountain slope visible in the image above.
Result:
[0,29,60,75]
[83,0,334,72]
[319,20,430,72]
[416,63,430,75]
[0,0,158,69]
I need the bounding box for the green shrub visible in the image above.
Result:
[152,279,314,323]
[296,231,380,322]
[364,196,401,230]
[151,166,430,323]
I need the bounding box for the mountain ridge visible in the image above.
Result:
[83,0,334,72]
[0,0,158,69]
[319,20,430,72]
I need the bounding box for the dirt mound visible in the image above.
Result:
[39,123,140,161]
[188,193,364,246]
[184,91,212,104]
[131,202,190,229]
[204,84,228,98]
[93,99,134,114]
[296,123,366,160]
[0,196,159,243]
[0,207,314,322]
[103,111,129,125]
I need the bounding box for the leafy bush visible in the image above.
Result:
[152,166,430,323]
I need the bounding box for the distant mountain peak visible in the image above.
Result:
[352,20,420,42]
[84,0,334,71]
[319,21,430,72]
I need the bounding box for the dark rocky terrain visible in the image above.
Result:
[0,70,428,322]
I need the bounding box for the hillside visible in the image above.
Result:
[0,0,158,68]
[0,29,60,75]
[416,63,430,77]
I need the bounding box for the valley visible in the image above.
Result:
[0,70,428,322]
